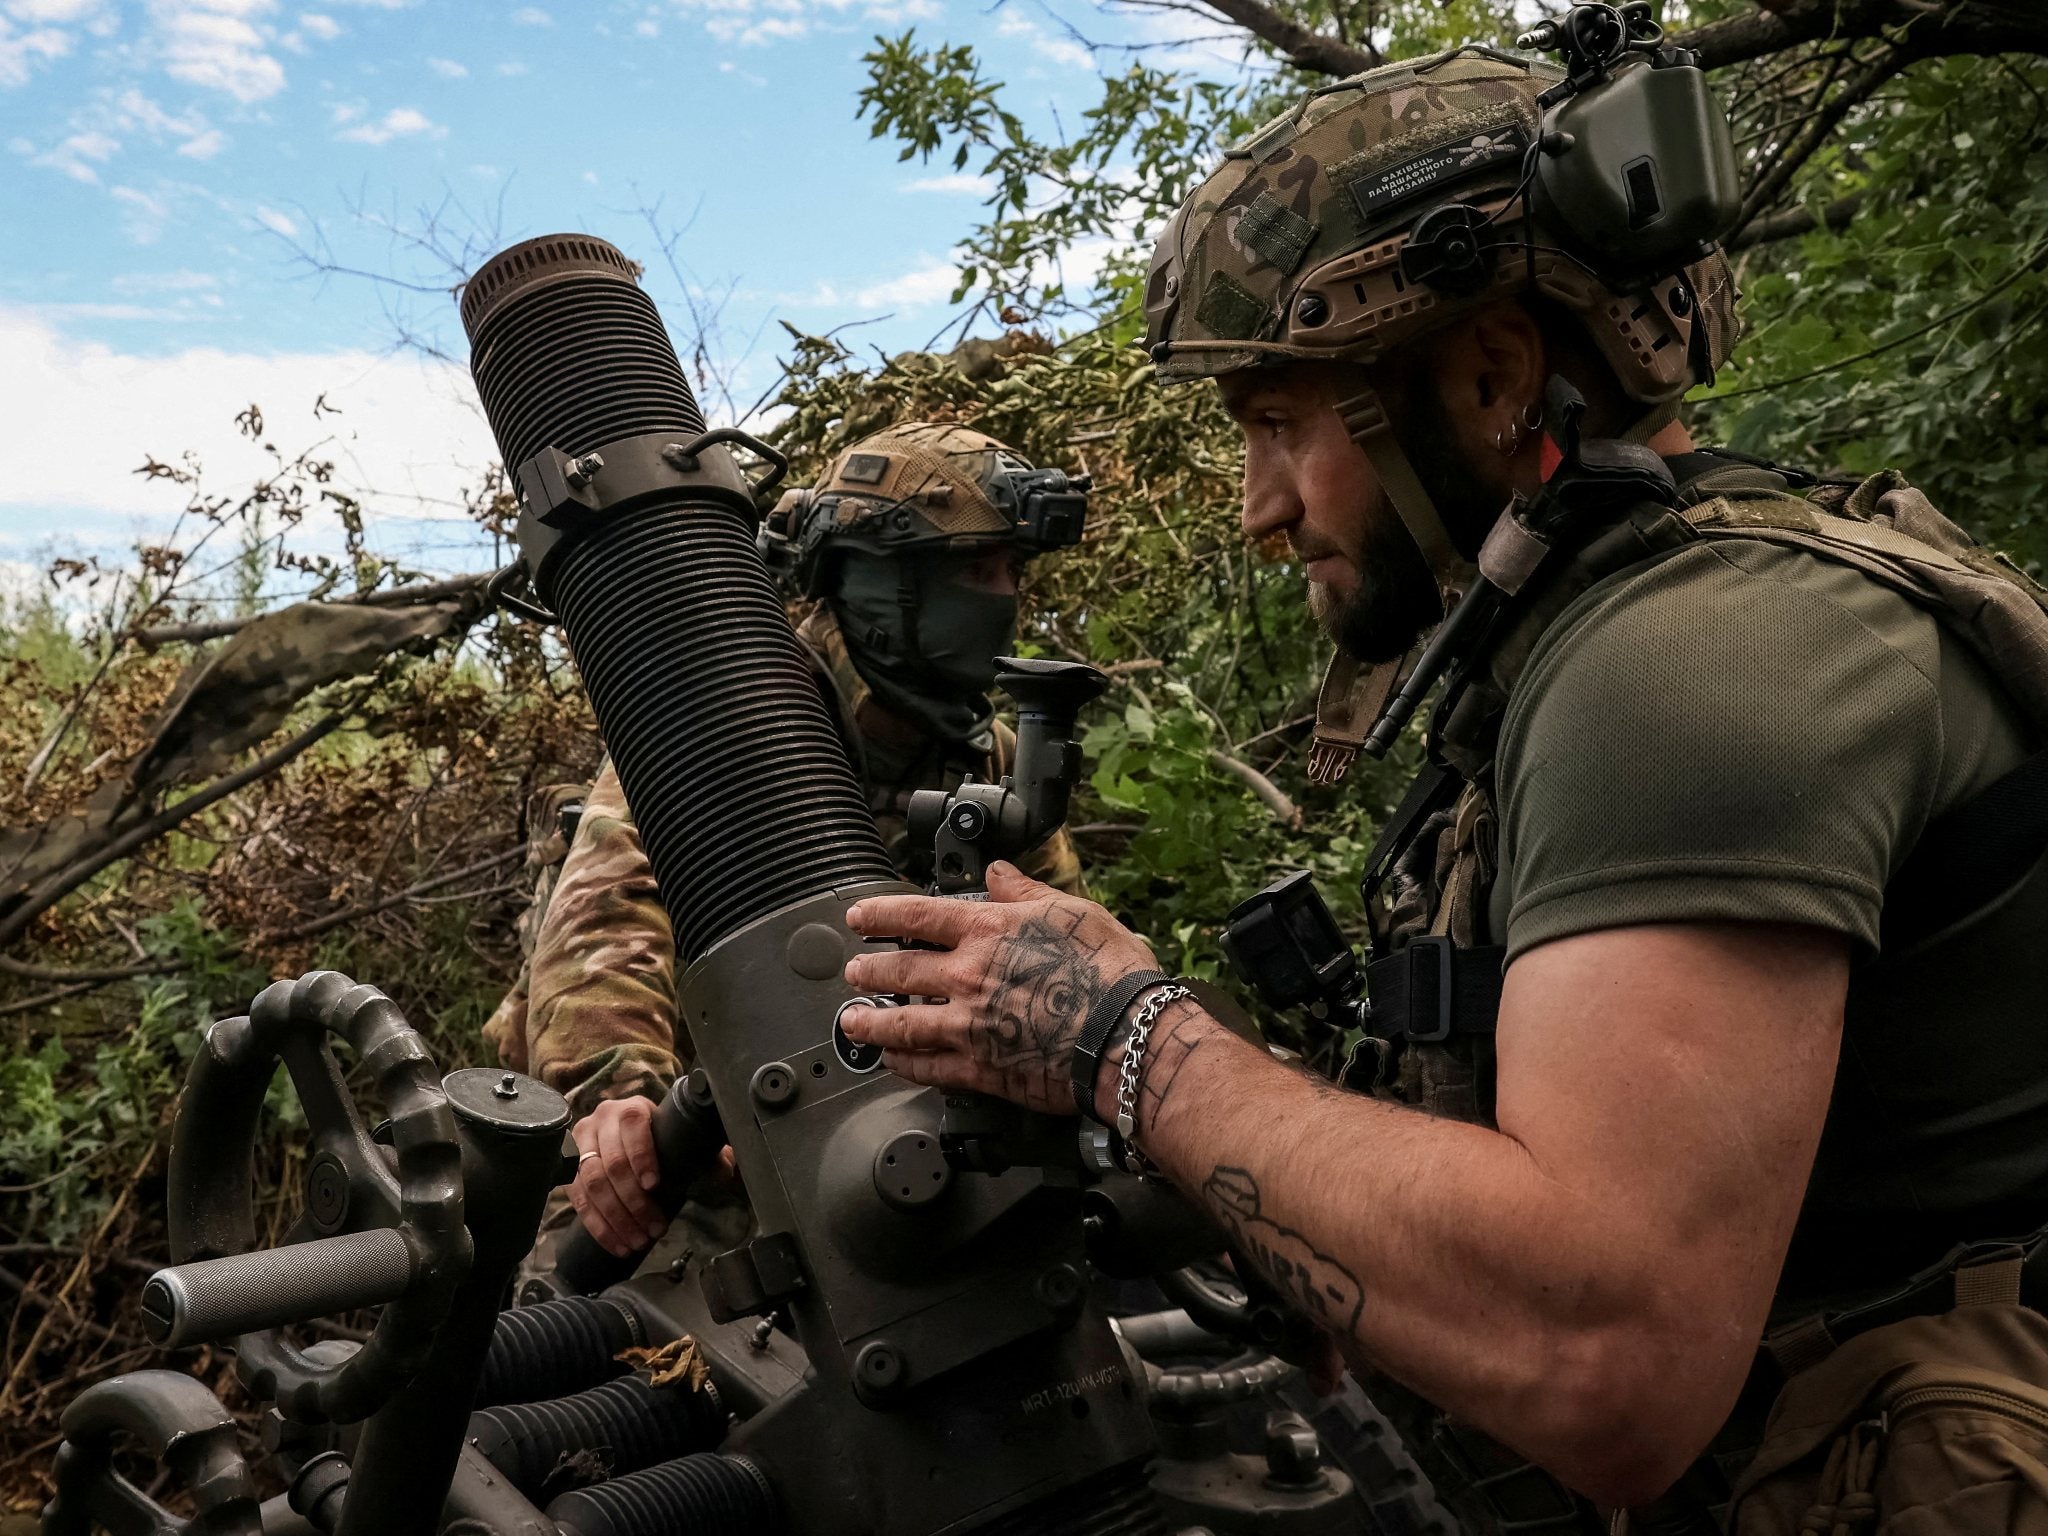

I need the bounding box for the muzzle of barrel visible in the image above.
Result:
[459,235,892,961]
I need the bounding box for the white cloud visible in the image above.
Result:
[112,87,193,133]
[510,4,549,21]
[111,183,170,242]
[35,299,211,320]
[106,87,224,157]
[8,0,105,21]
[995,11,1090,69]
[426,54,465,76]
[706,11,803,44]
[151,0,288,103]
[856,259,961,309]
[335,104,442,144]
[716,58,764,86]
[0,305,500,559]
[253,204,297,236]
[670,0,937,44]
[0,18,71,85]
[903,172,990,195]
[35,128,118,182]
[494,59,526,75]
[468,162,497,178]
[112,268,220,293]
[632,16,656,35]
[299,11,340,38]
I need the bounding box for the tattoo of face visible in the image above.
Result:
[1202,1164,1365,1335]
[977,909,1106,1074]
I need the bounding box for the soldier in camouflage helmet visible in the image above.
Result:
[830,37,2048,1532]
[485,420,1088,1261]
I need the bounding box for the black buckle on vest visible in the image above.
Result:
[1365,938,1506,1042]
[1403,935,1457,1043]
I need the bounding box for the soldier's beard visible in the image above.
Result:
[1313,383,1500,665]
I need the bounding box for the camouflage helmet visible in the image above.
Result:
[761,422,1088,597]
[1142,45,1739,407]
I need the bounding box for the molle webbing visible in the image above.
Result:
[1680,474,2048,732]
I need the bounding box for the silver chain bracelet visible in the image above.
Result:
[1114,982,1193,1152]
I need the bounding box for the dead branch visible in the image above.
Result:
[1735,45,1921,233]
[0,842,531,999]
[1208,748,1304,830]
[131,572,493,650]
[1191,0,1377,75]
[1676,0,2048,72]
[1727,191,1868,249]
[0,713,346,952]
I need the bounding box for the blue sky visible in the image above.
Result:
[0,0,1228,583]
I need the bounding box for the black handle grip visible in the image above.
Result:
[142,1228,416,1347]
[551,1071,727,1295]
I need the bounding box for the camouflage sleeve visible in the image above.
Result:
[481,969,530,1073]
[525,759,682,1115]
[482,781,589,1074]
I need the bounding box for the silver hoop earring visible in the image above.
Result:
[1520,400,1544,432]
[1494,420,1523,456]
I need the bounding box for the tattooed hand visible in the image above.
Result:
[838,861,1162,1113]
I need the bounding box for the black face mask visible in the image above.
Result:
[829,550,1019,745]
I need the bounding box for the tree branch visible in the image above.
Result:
[0,843,532,999]
[1725,191,1866,249]
[131,572,493,649]
[1195,0,1378,75]
[1208,748,1304,829]
[0,713,346,951]
[1677,0,2048,72]
[1734,46,1917,235]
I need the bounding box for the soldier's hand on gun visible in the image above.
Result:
[569,1097,667,1256]
[838,860,1161,1116]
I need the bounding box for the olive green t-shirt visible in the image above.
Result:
[1488,534,2046,1297]
[1491,538,2029,959]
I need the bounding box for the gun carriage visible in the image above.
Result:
[37,234,1438,1536]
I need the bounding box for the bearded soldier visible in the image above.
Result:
[834,39,2048,1533]
[485,421,1089,1260]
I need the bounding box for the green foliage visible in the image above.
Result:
[1,903,268,1244]
[1699,56,2048,569]
[858,33,1266,321]
[827,0,2048,1041]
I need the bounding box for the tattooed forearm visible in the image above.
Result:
[1201,1164,1365,1336]
[1129,997,1212,1132]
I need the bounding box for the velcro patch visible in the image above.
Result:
[840,453,890,485]
[1195,271,1268,341]
[1227,110,1298,164]
[1238,191,1317,276]
[1344,124,1528,226]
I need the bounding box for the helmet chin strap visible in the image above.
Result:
[1303,387,1477,787]
[1333,388,1477,609]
